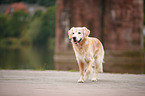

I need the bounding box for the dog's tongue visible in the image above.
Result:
[74,41,78,44]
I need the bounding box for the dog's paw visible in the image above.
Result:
[91,78,97,82]
[77,79,84,83]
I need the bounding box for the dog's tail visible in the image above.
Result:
[99,63,103,73]
[99,44,104,73]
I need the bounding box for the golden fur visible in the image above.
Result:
[68,27,104,83]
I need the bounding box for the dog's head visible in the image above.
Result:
[68,27,90,44]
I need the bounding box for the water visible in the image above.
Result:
[0,45,55,70]
[0,45,144,73]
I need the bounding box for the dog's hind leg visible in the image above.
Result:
[91,65,100,82]
[91,59,102,82]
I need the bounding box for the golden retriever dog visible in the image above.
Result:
[68,27,104,83]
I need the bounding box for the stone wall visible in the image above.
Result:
[55,0,144,73]
[55,0,104,51]
[104,0,144,50]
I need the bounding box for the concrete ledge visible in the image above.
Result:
[54,50,144,73]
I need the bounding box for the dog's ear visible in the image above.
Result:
[68,27,73,39]
[83,27,90,38]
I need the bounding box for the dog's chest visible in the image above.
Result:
[73,43,94,63]
[76,50,93,64]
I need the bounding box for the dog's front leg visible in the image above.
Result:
[78,61,85,83]
[84,61,92,81]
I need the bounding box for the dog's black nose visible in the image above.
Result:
[73,37,77,41]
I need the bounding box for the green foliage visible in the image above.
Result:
[0,11,28,38]
[0,5,56,48]
[32,10,42,20]
[39,6,56,39]
[37,0,56,7]
[22,5,56,45]
[6,11,28,37]
[23,17,42,44]
[0,14,8,39]
[0,0,56,7]
[0,2,56,70]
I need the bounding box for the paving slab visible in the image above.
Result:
[0,70,145,96]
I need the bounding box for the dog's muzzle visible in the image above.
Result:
[73,37,82,44]
[73,37,77,42]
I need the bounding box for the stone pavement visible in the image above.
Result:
[0,70,145,96]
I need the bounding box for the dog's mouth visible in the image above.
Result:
[73,38,82,44]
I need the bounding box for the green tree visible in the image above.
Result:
[20,5,56,47]
[32,10,42,20]
[37,0,56,7]
[0,0,56,7]
[6,11,28,37]
[37,6,56,44]
[24,6,56,45]
[23,17,42,45]
[39,6,56,38]
[0,14,8,38]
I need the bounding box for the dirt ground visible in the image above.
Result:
[0,70,145,96]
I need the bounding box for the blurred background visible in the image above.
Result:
[0,0,144,74]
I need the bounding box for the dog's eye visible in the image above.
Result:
[78,32,81,34]
[72,32,74,34]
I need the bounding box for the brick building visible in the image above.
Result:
[5,2,28,15]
